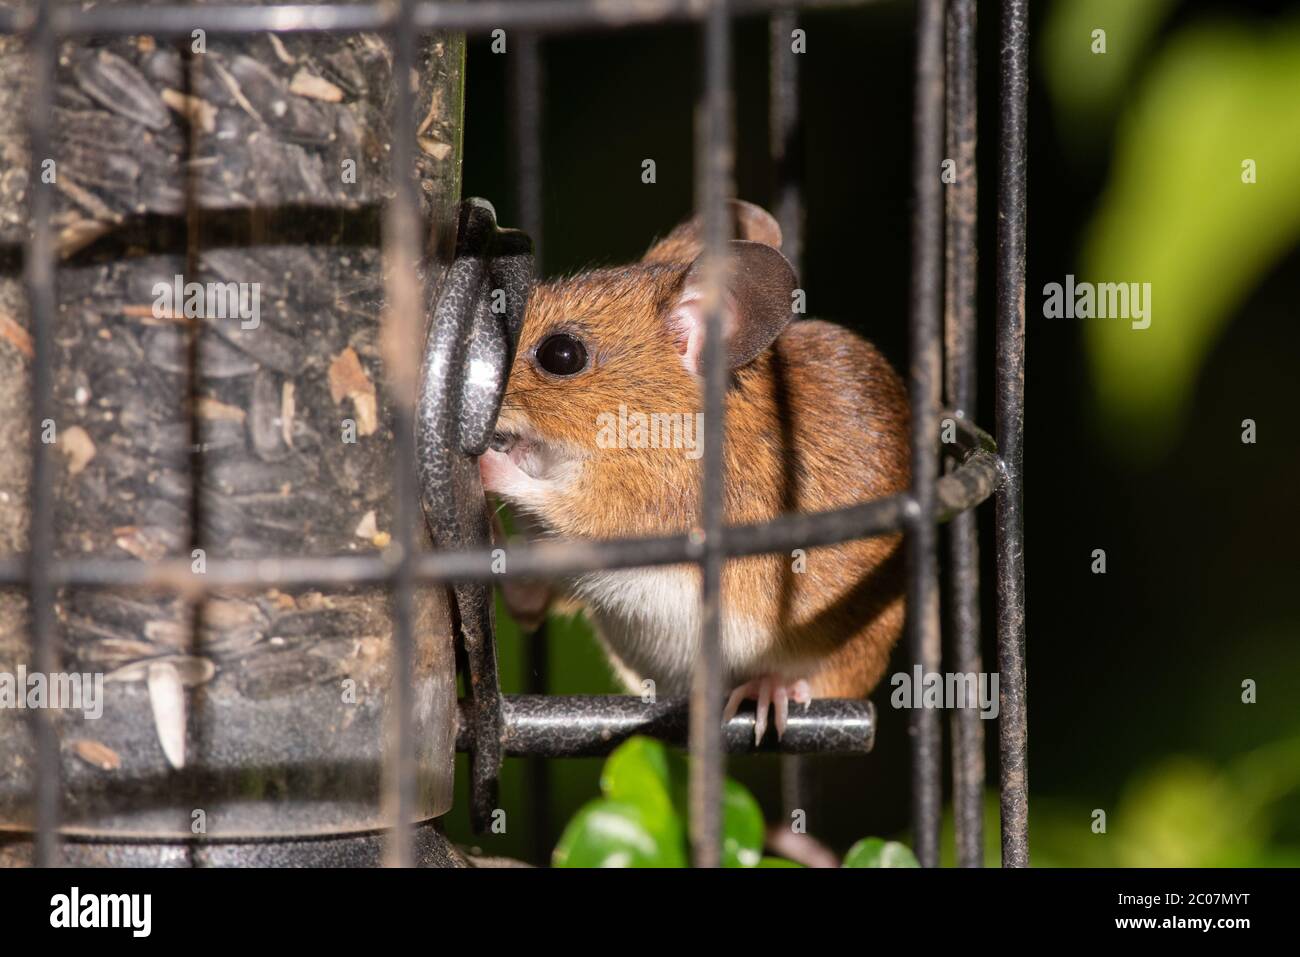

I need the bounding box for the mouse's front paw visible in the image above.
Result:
[722,675,812,745]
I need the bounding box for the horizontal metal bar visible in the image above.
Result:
[50,3,391,36]
[0,0,883,39]
[456,695,875,757]
[416,0,880,35]
[0,447,1001,590]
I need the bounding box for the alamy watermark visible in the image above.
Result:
[595,403,704,460]
[0,665,104,719]
[1043,274,1151,330]
[152,274,260,329]
[890,665,1000,719]
[50,887,151,937]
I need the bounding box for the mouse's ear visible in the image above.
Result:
[643,200,783,264]
[665,240,797,374]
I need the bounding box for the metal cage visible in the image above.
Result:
[0,0,1027,869]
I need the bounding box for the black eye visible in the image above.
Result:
[536,333,588,376]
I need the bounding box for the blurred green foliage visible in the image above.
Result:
[1045,3,1300,461]
[548,731,1300,868]
[553,736,921,868]
[952,736,1300,867]
[1044,0,1177,137]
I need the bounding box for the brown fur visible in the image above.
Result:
[492,222,911,698]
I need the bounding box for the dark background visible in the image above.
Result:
[446,0,1300,865]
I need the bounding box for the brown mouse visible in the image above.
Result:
[480,200,910,741]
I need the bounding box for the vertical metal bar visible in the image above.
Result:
[507,31,551,864]
[769,8,802,276]
[522,622,551,862]
[385,0,423,868]
[906,0,945,869]
[771,6,807,822]
[779,752,806,824]
[509,32,544,266]
[24,0,60,869]
[995,0,1030,869]
[944,0,983,869]
[689,0,732,869]
[180,27,207,872]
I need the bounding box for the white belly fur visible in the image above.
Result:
[569,566,774,695]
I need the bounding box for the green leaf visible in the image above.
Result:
[659,750,766,868]
[552,798,688,868]
[601,737,676,812]
[757,856,804,868]
[842,838,920,868]
[553,735,768,868]
[721,778,766,868]
[599,737,685,849]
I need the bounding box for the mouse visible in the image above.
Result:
[480,200,910,742]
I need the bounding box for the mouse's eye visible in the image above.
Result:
[535,333,589,377]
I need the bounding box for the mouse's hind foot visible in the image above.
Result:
[722,675,812,745]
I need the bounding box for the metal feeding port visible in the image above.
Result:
[0,0,1027,869]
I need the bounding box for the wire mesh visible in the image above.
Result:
[2,0,1027,869]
